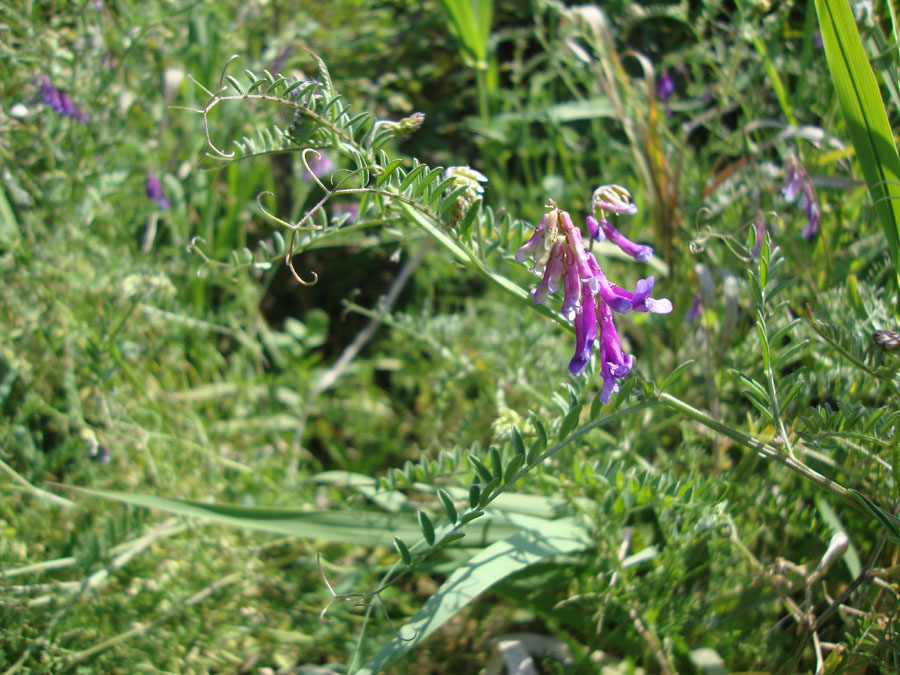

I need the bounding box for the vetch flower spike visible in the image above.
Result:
[516,197,671,400]
[589,185,653,261]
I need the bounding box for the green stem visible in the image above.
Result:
[751,35,797,126]
[758,313,795,457]
[0,458,73,509]
[656,392,855,508]
[396,201,571,331]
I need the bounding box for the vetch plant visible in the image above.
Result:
[162,54,900,671]
[38,45,900,674]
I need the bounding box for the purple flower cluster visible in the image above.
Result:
[782,155,820,239]
[39,76,89,123]
[516,186,672,402]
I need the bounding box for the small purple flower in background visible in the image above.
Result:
[39,76,89,123]
[331,202,359,223]
[146,173,171,209]
[797,187,821,239]
[685,293,703,322]
[657,70,675,116]
[782,155,820,239]
[515,190,672,403]
[657,70,675,102]
[303,151,335,181]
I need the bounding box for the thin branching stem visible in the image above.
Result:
[657,392,856,508]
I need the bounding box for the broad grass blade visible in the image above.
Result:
[355,519,590,674]
[816,0,900,299]
[59,485,523,547]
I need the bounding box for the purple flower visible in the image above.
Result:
[39,76,89,123]
[40,77,64,113]
[593,217,654,262]
[609,276,673,314]
[588,185,653,261]
[685,293,703,322]
[586,215,603,241]
[597,300,634,402]
[560,262,582,320]
[657,70,675,102]
[531,240,565,305]
[592,185,638,216]
[516,210,560,272]
[782,156,803,202]
[586,256,632,313]
[146,173,171,209]
[782,156,820,239]
[798,187,821,239]
[568,286,598,376]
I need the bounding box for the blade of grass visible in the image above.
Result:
[54,485,527,547]
[354,519,590,674]
[815,0,900,304]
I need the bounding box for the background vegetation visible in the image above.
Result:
[2,0,899,672]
